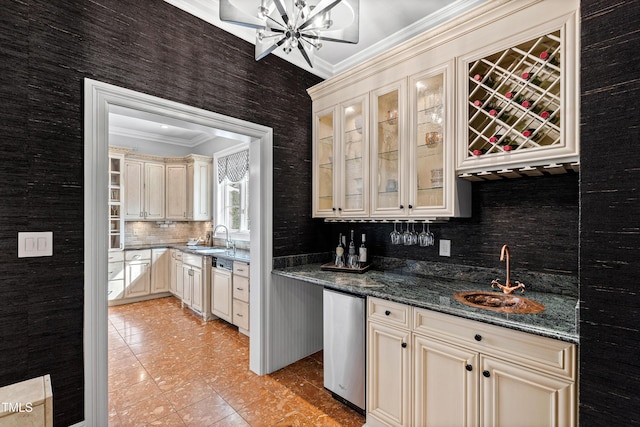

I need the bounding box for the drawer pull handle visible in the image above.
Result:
[236,287,244,291]
[483,370,491,378]
[474,334,482,342]
[236,314,243,317]
[385,310,391,316]
[401,342,407,348]
[466,364,473,372]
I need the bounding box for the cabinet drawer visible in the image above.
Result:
[108,262,124,281]
[125,249,151,261]
[108,280,124,300]
[108,251,124,262]
[233,300,249,331]
[233,261,249,277]
[413,308,576,380]
[182,253,202,268]
[233,276,250,302]
[368,297,411,329]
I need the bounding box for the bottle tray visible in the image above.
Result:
[320,262,371,274]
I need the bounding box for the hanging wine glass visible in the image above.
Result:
[428,223,435,246]
[411,222,418,245]
[419,222,429,247]
[390,222,400,245]
[403,222,413,246]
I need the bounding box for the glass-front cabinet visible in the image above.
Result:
[370,81,405,217]
[312,96,369,218]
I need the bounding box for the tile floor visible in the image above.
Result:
[108,297,366,426]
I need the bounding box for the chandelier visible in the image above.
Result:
[219,0,360,68]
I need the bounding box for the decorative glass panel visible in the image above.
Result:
[317,112,334,211]
[375,89,400,209]
[343,102,364,211]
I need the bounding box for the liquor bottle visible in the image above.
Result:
[335,233,345,267]
[472,73,495,88]
[347,230,357,268]
[359,234,368,267]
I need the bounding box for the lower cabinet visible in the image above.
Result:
[108,251,125,301]
[181,253,206,317]
[170,250,183,298]
[151,248,170,293]
[366,297,577,427]
[211,266,233,323]
[124,250,151,299]
[232,261,250,335]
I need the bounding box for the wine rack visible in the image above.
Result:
[461,30,570,173]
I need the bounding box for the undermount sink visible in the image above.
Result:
[188,246,227,255]
[453,291,545,314]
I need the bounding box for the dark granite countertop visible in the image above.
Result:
[124,244,250,263]
[272,263,578,344]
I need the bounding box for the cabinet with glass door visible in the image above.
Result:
[312,96,369,218]
[370,80,405,217]
[408,63,470,217]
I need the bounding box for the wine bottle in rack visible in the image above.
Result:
[539,51,560,66]
[539,110,559,124]
[472,73,495,88]
[504,91,524,104]
[522,128,541,141]
[521,99,541,114]
[521,71,542,87]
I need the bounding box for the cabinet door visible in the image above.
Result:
[174,259,183,298]
[166,164,188,220]
[312,107,337,217]
[191,267,203,312]
[211,268,233,322]
[480,355,575,427]
[340,95,369,217]
[191,160,211,221]
[124,261,150,298]
[413,334,479,427]
[124,160,144,220]
[409,65,450,216]
[370,81,405,217]
[144,162,165,220]
[367,321,411,427]
[151,248,170,293]
[182,265,192,305]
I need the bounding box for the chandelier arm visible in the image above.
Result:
[298,0,346,31]
[255,35,288,61]
[273,0,290,27]
[219,0,269,29]
[308,33,359,44]
[297,43,314,68]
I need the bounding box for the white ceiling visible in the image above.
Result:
[111,0,488,153]
[164,0,488,78]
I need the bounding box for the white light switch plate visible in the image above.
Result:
[439,239,451,257]
[18,232,53,258]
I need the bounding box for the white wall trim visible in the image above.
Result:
[83,78,273,425]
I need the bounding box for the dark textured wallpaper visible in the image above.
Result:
[0,1,320,425]
[579,0,640,425]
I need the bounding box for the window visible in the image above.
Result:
[214,146,250,240]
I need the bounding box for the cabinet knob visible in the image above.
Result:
[332,207,336,211]
[399,204,404,209]
[465,364,473,372]
[474,334,482,342]
[483,370,491,378]
[401,342,407,348]
[385,310,391,316]
[408,204,413,209]
[338,207,342,211]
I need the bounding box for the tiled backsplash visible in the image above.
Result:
[125,221,211,246]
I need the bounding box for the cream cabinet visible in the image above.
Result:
[165,156,212,221]
[107,251,125,301]
[151,248,170,293]
[312,95,369,218]
[108,151,125,250]
[169,249,183,298]
[366,297,577,427]
[181,253,206,317]
[232,261,250,334]
[124,250,151,298]
[124,160,165,220]
[211,266,233,323]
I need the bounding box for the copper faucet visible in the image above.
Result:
[491,244,525,294]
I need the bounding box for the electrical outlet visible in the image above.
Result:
[439,239,451,257]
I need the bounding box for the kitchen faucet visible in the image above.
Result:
[213,224,235,255]
[491,244,525,294]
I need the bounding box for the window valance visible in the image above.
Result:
[217,149,249,183]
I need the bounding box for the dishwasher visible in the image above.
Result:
[323,288,365,414]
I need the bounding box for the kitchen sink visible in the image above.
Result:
[453,291,545,314]
[188,246,228,255]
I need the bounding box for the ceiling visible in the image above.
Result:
[164,0,488,78]
[111,0,488,153]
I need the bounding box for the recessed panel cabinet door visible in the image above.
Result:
[480,355,575,427]
[367,321,410,426]
[413,334,479,427]
[124,262,150,298]
[124,161,144,220]
[211,268,232,322]
[144,162,165,220]
[166,164,188,220]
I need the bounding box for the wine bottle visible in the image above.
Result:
[540,110,559,124]
[473,99,503,118]
[335,233,345,267]
[521,99,541,114]
[521,71,542,86]
[522,128,540,141]
[539,51,560,66]
[472,149,485,156]
[505,91,524,104]
[347,230,357,268]
[359,234,368,267]
[472,73,495,88]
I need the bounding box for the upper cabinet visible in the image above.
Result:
[166,156,212,221]
[309,0,578,220]
[109,151,125,250]
[124,160,165,221]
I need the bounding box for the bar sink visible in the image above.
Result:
[453,291,545,314]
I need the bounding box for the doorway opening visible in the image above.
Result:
[84,78,273,425]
